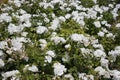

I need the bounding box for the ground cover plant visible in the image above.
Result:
[0,0,120,80]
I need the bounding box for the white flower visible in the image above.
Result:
[115,46,120,50]
[78,73,94,80]
[59,16,66,22]
[51,32,57,37]
[11,37,28,51]
[19,9,26,14]
[100,58,109,68]
[65,44,71,49]
[93,44,104,50]
[24,64,38,72]
[0,59,5,67]
[116,23,120,28]
[0,13,12,22]
[23,21,31,27]
[87,9,97,19]
[71,34,90,46]
[106,33,114,38]
[78,20,85,26]
[95,66,110,78]
[98,31,104,37]
[21,32,28,37]
[51,0,62,4]
[49,18,60,30]
[0,41,8,49]
[108,46,120,61]
[0,50,4,56]
[44,17,50,23]
[93,21,101,28]
[64,74,74,80]
[82,36,90,47]
[101,6,109,12]
[101,21,107,25]
[51,36,66,45]
[2,70,20,79]
[86,75,94,80]
[46,50,55,57]
[109,4,114,8]
[13,0,22,7]
[94,5,103,13]
[71,34,84,42]
[36,26,48,34]
[45,56,52,63]
[105,23,111,28]
[19,14,31,22]
[39,39,47,50]
[8,23,24,34]
[92,0,97,4]
[65,14,71,19]
[102,28,108,33]
[78,73,86,80]
[80,48,92,55]
[28,65,38,72]
[45,50,55,63]
[110,70,120,80]
[93,49,106,58]
[53,62,67,76]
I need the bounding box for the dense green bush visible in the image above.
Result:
[0,0,120,80]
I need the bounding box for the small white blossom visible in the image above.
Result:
[100,58,109,68]
[19,9,26,14]
[8,24,24,34]
[71,34,90,46]
[24,64,38,72]
[65,44,71,49]
[49,18,60,30]
[0,13,12,22]
[2,70,20,79]
[64,74,74,80]
[65,14,71,19]
[59,16,66,22]
[98,31,104,37]
[93,49,106,58]
[71,34,84,42]
[95,66,110,78]
[51,36,66,45]
[93,44,104,50]
[39,39,47,50]
[28,65,38,72]
[19,14,31,22]
[45,50,55,63]
[110,70,120,80]
[78,73,94,80]
[0,59,5,67]
[11,37,28,51]
[36,26,48,34]
[21,32,28,37]
[93,21,101,28]
[0,41,8,49]
[116,23,120,28]
[108,46,120,61]
[46,50,55,57]
[92,0,97,4]
[0,50,4,56]
[45,56,52,63]
[53,62,67,76]
[106,33,114,38]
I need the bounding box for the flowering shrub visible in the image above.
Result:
[0,0,120,80]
